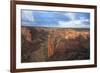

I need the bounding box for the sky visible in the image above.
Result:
[21,9,90,28]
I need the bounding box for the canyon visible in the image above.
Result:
[21,26,90,62]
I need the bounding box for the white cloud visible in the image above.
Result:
[64,13,76,20]
[58,19,90,28]
[22,10,34,22]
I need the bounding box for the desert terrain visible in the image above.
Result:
[21,26,90,62]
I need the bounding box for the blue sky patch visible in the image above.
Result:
[21,9,90,28]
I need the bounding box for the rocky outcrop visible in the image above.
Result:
[47,29,90,61]
[21,26,48,62]
[21,27,32,42]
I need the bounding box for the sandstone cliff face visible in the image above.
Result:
[47,29,90,59]
[21,27,32,42]
[21,26,48,62]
